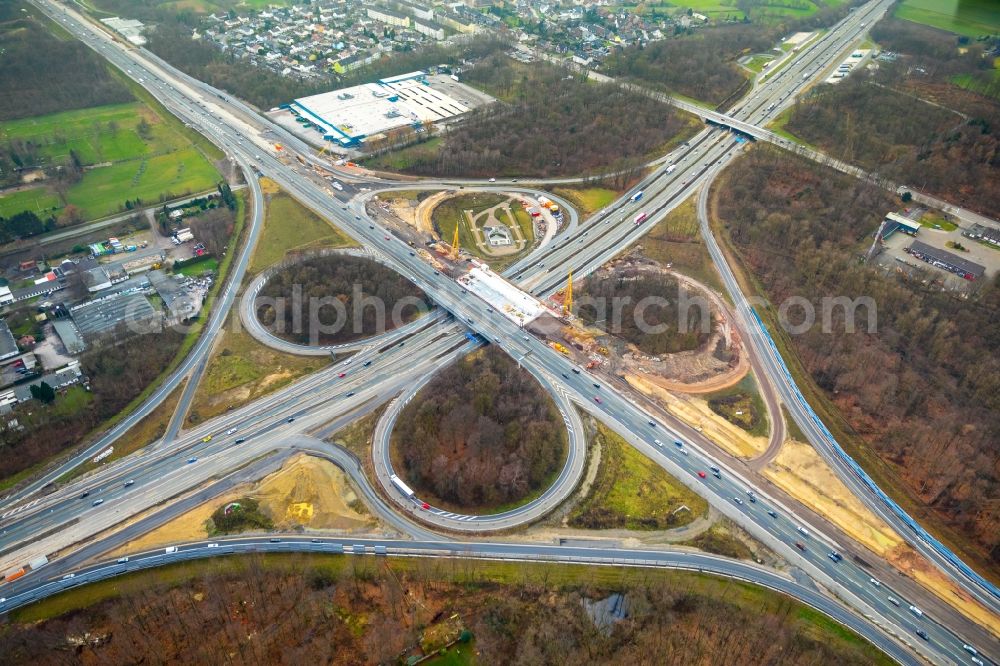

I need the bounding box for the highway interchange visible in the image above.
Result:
[1,0,997,663]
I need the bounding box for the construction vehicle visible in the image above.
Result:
[585,360,599,370]
[550,342,570,355]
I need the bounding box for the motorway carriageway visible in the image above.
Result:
[20,0,998,661]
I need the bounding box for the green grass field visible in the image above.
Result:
[895,0,1000,38]
[175,256,219,276]
[0,87,221,225]
[63,148,219,219]
[248,187,354,272]
[0,103,156,165]
[0,187,62,218]
[552,187,618,218]
[569,423,708,530]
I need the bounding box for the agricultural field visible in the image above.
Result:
[0,101,220,223]
[894,0,1000,38]
[64,148,219,219]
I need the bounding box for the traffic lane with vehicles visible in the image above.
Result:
[0,324,469,568]
[23,0,992,652]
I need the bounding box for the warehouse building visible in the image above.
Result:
[286,71,469,147]
[882,211,920,239]
[71,292,160,341]
[906,240,985,281]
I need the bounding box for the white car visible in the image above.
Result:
[225,427,237,435]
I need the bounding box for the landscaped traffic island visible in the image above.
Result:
[390,347,567,513]
[255,254,429,346]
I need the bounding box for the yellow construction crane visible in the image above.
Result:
[563,270,573,314]
[451,223,460,260]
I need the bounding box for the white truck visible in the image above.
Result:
[164,546,178,555]
[27,555,49,571]
[666,164,677,174]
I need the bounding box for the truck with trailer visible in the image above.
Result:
[2,554,50,585]
[630,190,644,202]
[390,474,415,499]
[666,164,677,174]
[634,212,648,225]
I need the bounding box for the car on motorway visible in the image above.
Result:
[384,235,390,240]
[187,457,197,464]
[963,645,980,656]
[909,605,923,617]
[338,372,347,378]
[869,577,881,587]
[92,499,104,506]
[592,383,600,389]
[235,438,246,444]
[225,428,237,435]
[286,417,295,423]
[363,360,373,367]
[745,490,756,503]
[80,491,90,499]
[62,573,75,580]
[269,538,282,543]
[828,551,843,563]
[346,391,355,397]
[593,396,602,404]
[794,542,806,551]
[207,543,220,548]
[673,439,683,448]
[766,509,777,518]
[697,471,706,478]
[117,557,129,563]
[733,497,744,505]
[409,251,415,256]
[915,629,929,641]
[797,526,809,537]
[887,596,900,606]
[201,435,212,443]
[489,177,496,182]
[653,439,662,447]
[573,368,581,374]
[124,479,134,487]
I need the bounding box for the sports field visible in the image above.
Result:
[0,188,62,219]
[894,0,1000,38]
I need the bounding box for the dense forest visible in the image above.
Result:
[0,330,185,483]
[146,19,506,110]
[577,270,713,355]
[0,5,132,121]
[256,255,428,346]
[786,18,1000,217]
[0,557,890,665]
[603,2,863,107]
[392,347,566,509]
[715,148,1000,568]
[382,56,691,179]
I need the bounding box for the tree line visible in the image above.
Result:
[392,347,567,510]
[603,2,865,107]
[785,51,1000,218]
[384,56,689,179]
[716,147,1000,568]
[0,555,888,665]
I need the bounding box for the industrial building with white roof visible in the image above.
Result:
[286,71,469,147]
